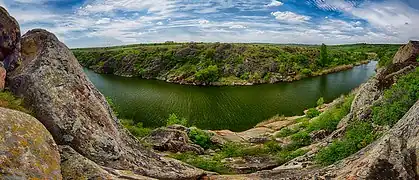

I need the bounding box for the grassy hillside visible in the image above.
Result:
[73,43,400,85]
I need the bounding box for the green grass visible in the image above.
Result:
[307,94,354,133]
[121,119,152,138]
[372,67,419,126]
[315,122,378,165]
[0,91,31,114]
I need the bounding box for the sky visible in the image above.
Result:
[2,0,419,48]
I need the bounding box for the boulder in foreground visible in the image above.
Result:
[0,107,61,179]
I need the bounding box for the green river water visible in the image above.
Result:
[84,61,377,131]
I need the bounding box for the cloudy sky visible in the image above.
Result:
[2,0,419,48]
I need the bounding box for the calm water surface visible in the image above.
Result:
[84,61,377,131]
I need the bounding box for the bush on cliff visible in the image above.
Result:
[0,91,31,114]
[166,113,188,126]
[372,67,419,127]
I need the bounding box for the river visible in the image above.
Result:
[84,61,377,131]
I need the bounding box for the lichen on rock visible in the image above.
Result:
[0,107,61,179]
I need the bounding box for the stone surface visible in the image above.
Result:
[143,127,205,154]
[60,145,155,180]
[8,29,204,179]
[350,77,382,121]
[0,107,61,179]
[393,41,419,64]
[0,6,20,71]
[0,62,5,90]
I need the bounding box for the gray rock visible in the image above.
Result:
[393,41,419,64]
[0,6,20,71]
[0,62,5,90]
[223,156,279,174]
[143,127,205,154]
[8,29,204,179]
[0,107,62,179]
[60,145,155,180]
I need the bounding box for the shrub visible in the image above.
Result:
[306,108,320,118]
[166,113,188,126]
[188,127,213,149]
[195,65,219,83]
[276,149,308,164]
[315,122,377,165]
[106,96,118,117]
[317,97,325,106]
[307,94,354,133]
[372,68,419,127]
[275,127,299,138]
[121,119,152,138]
[264,141,282,153]
[301,68,312,75]
[290,131,311,147]
[0,91,31,114]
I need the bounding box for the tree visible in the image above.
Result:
[320,43,329,67]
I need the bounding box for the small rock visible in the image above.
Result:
[223,156,279,174]
[167,124,189,132]
[309,130,329,142]
[249,137,270,144]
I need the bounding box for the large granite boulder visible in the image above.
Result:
[0,107,61,179]
[0,6,20,71]
[8,29,204,179]
[393,41,419,64]
[144,127,205,154]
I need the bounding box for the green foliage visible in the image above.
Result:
[121,119,152,138]
[306,108,321,118]
[275,127,299,138]
[105,96,118,117]
[290,131,312,147]
[372,68,419,126]
[0,91,31,114]
[188,127,213,149]
[307,94,354,133]
[317,97,325,106]
[195,65,219,83]
[276,149,308,164]
[73,43,400,85]
[320,43,329,67]
[315,122,378,165]
[171,152,233,174]
[166,113,188,126]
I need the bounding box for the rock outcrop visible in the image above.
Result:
[144,127,205,154]
[0,107,62,179]
[7,29,204,179]
[60,145,155,180]
[393,41,419,64]
[0,6,20,71]
[0,62,5,90]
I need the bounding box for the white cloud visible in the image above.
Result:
[95,18,111,25]
[266,0,283,7]
[156,21,163,25]
[199,19,210,25]
[271,11,311,23]
[229,25,247,29]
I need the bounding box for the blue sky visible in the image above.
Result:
[2,0,419,48]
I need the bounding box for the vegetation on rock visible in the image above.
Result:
[73,43,399,85]
[0,91,31,114]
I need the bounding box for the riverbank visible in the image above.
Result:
[73,43,399,86]
[169,60,371,86]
